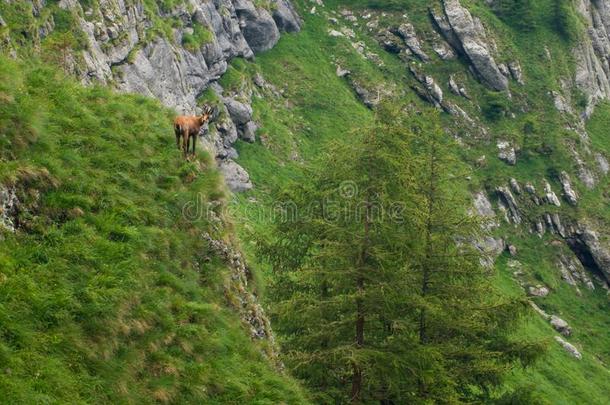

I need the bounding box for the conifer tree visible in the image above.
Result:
[263,106,544,404]
[263,105,420,403]
[404,112,543,402]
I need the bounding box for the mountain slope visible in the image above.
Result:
[0,57,307,404]
[1,0,610,403]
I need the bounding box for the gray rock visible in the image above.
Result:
[224,98,253,125]
[528,285,550,297]
[0,185,19,232]
[569,227,610,283]
[328,29,344,37]
[508,244,518,256]
[543,179,561,207]
[473,191,495,218]
[559,171,578,205]
[219,159,253,192]
[508,60,524,84]
[393,22,429,62]
[496,186,521,224]
[595,153,609,174]
[509,178,521,194]
[474,236,505,268]
[241,121,258,143]
[440,0,508,91]
[550,315,572,336]
[235,0,280,52]
[554,336,582,359]
[271,0,301,33]
[530,302,550,319]
[573,0,610,116]
[497,141,516,165]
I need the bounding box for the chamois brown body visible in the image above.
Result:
[174,105,213,158]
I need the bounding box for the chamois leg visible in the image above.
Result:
[191,133,197,156]
[182,132,189,158]
[175,126,181,150]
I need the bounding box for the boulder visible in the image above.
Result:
[528,285,550,297]
[559,171,578,205]
[242,121,258,143]
[550,316,572,336]
[234,1,281,53]
[271,0,301,33]
[440,0,508,91]
[219,159,253,192]
[554,336,582,359]
[497,141,516,165]
[224,98,253,125]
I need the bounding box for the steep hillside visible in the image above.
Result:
[0,57,307,403]
[2,0,610,403]
[226,0,610,402]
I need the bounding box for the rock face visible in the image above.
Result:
[434,0,508,91]
[568,226,610,284]
[43,0,300,194]
[496,186,521,224]
[202,233,282,367]
[574,0,610,116]
[66,0,300,113]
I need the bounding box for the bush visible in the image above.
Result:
[482,91,511,121]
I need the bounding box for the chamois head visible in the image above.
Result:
[198,105,214,125]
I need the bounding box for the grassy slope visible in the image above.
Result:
[0,57,308,404]
[228,0,610,402]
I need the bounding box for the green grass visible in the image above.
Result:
[0,56,308,404]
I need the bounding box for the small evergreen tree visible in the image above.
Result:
[404,113,544,402]
[263,106,544,403]
[263,105,420,403]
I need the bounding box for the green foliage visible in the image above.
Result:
[0,56,308,404]
[493,0,538,31]
[182,24,214,53]
[482,91,511,121]
[261,107,542,403]
[553,0,583,42]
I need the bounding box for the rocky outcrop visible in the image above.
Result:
[219,159,253,192]
[567,226,610,284]
[555,336,582,359]
[65,0,300,112]
[559,171,578,205]
[497,141,516,165]
[550,315,572,336]
[26,0,299,193]
[0,185,19,232]
[433,0,508,91]
[392,22,429,62]
[574,0,610,116]
[496,186,521,224]
[558,253,595,290]
[543,179,561,207]
[202,233,281,366]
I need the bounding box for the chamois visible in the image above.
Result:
[174,105,214,158]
